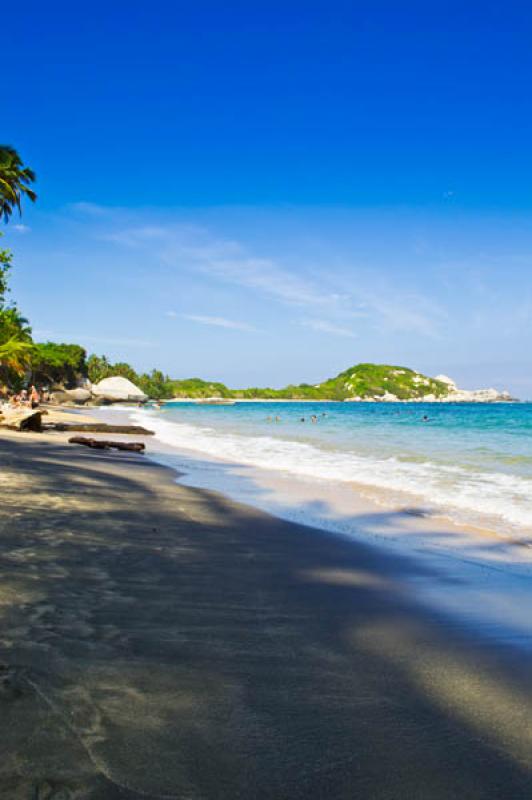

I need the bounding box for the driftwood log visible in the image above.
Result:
[50,423,154,435]
[68,436,145,453]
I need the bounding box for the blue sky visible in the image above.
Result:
[3,1,532,395]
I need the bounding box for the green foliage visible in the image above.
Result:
[0,338,34,376]
[0,307,32,344]
[228,364,448,401]
[168,377,231,399]
[32,342,87,387]
[0,236,34,388]
[136,370,169,400]
[0,240,12,301]
[319,363,449,400]
[87,354,112,384]
[0,145,37,223]
[0,144,37,388]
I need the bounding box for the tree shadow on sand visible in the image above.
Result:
[0,436,531,799]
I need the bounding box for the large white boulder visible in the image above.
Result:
[64,388,92,403]
[91,376,148,402]
[435,374,457,389]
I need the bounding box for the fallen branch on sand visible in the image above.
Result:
[68,436,145,453]
[48,422,154,435]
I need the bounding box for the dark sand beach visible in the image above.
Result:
[1,432,532,799]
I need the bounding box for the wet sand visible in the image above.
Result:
[0,432,532,798]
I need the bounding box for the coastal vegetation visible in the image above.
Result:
[21,347,450,401]
[32,343,87,387]
[315,363,449,401]
[0,238,34,387]
[0,146,37,388]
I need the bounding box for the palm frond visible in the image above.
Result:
[0,145,37,223]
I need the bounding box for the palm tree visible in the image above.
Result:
[0,306,34,384]
[0,337,34,375]
[0,146,37,223]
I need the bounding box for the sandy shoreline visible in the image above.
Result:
[0,428,531,797]
[95,404,532,642]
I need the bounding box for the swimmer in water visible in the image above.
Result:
[275,416,281,423]
[300,417,305,422]
[422,415,429,422]
[311,415,318,423]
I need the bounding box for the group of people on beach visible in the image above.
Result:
[6,385,45,409]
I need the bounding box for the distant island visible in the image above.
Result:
[27,346,516,403]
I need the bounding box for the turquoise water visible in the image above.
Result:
[133,402,532,536]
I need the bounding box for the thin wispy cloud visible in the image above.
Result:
[300,319,357,338]
[104,225,174,247]
[182,314,257,332]
[174,235,444,337]
[102,221,348,311]
[189,250,348,311]
[354,290,445,337]
[68,201,110,217]
[85,210,446,338]
[32,329,155,347]
[12,223,30,234]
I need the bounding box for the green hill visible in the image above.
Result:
[36,346,450,401]
[178,363,449,401]
[314,363,449,401]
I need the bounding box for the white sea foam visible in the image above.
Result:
[131,410,532,536]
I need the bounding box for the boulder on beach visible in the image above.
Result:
[64,388,92,404]
[91,376,148,403]
[49,390,70,404]
[0,409,42,432]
